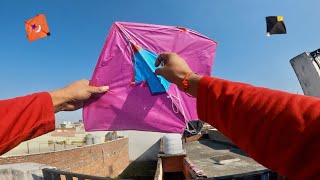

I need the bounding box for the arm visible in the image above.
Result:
[155,52,320,179]
[0,79,109,155]
[197,76,320,179]
[0,92,55,155]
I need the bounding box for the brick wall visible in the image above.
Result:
[0,138,129,177]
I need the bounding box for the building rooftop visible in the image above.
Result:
[185,140,267,178]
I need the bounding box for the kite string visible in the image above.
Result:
[176,91,190,131]
[169,91,190,131]
[169,95,180,114]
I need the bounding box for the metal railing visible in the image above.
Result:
[42,168,131,180]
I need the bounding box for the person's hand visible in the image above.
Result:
[155,52,202,96]
[155,52,193,88]
[49,79,109,112]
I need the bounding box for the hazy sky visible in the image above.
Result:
[1,0,319,123]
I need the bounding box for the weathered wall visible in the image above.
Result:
[0,163,54,180]
[0,138,129,177]
[117,131,163,161]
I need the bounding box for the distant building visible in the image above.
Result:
[59,120,84,130]
[60,121,73,128]
[51,128,77,137]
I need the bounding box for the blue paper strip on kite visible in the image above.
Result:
[134,49,170,94]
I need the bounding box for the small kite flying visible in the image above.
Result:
[25,14,50,42]
[266,16,287,36]
[83,22,217,133]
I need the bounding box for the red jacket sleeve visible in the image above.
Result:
[0,92,55,155]
[197,76,320,179]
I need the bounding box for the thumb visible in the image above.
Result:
[88,86,109,94]
[155,67,165,76]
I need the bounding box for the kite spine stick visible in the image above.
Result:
[117,23,138,85]
[129,39,136,85]
[116,22,136,45]
[189,29,217,43]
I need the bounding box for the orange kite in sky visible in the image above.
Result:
[24,14,50,42]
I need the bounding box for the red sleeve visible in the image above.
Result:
[0,92,55,155]
[197,76,320,179]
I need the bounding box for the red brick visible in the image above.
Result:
[0,138,129,177]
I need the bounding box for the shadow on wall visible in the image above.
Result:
[32,174,42,180]
[119,139,161,179]
[117,131,164,161]
[135,139,161,162]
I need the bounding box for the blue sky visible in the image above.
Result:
[1,0,319,123]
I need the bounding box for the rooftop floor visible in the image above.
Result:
[184,139,267,178]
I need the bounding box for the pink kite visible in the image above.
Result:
[83,22,217,133]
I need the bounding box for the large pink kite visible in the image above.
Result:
[83,22,217,133]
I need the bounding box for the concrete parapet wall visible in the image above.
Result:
[0,163,54,180]
[0,138,129,177]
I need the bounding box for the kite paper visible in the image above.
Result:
[266,16,287,36]
[133,47,170,94]
[83,22,217,133]
[25,14,51,42]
